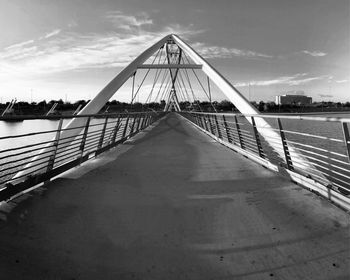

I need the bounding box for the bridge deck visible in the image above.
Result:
[0,113,349,279]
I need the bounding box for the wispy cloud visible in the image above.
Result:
[0,16,201,79]
[335,79,348,83]
[235,73,327,87]
[105,11,153,30]
[319,94,333,98]
[4,40,34,50]
[43,29,61,39]
[301,50,327,57]
[193,42,273,59]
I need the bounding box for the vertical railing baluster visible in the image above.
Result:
[129,114,137,135]
[214,115,222,139]
[342,122,350,164]
[203,114,209,131]
[207,114,214,134]
[251,117,264,158]
[122,115,129,139]
[277,118,293,170]
[136,114,142,132]
[234,115,244,149]
[111,116,121,144]
[46,118,63,172]
[80,117,91,160]
[222,115,232,143]
[146,114,151,127]
[140,114,146,130]
[194,114,199,126]
[98,117,108,149]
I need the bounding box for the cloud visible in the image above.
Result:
[4,40,34,50]
[0,19,201,79]
[235,73,327,87]
[192,42,273,59]
[43,29,61,39]
[335,79,348,83]
[319,94,333,98]
[105,11,153,30]
[302,50,327,57]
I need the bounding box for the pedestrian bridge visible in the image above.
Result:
[0,33,349,279]
[0,113,349,279]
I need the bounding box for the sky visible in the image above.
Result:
[0,0,349,103]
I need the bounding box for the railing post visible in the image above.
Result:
[140,114,147,130]
[214,115,222,139]
[342,122,350,163]
[277,118,293,170]
[146,114,151,127]
[79,117,91,159]
[207,114,214,134]
[194,114,199,126]
[198,114,205,129]
[234,115,244,149]
[222,115,232,143]
[203,114,209,131]
[46,118,63,172]
[251,117,264,158]
[136,114,142,132]
[98,117,108,149]
[129,114,137,135]
[111,116,121,144]
[122,115,130,139]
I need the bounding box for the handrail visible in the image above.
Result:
[179,111,350,210]
[0,110,162,121]
[0,111,165,201]
[187,111,350,123]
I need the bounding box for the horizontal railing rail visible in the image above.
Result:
[0,111,166,202]
[180,111,350,210]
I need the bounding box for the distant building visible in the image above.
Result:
[275,94,312,105]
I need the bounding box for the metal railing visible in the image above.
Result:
[180,111,350,209]
[0,111,165,201]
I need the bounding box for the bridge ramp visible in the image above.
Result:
[0,113,349,279]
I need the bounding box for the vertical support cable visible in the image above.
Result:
[80,117,91,160]
[234,115,244,149]
[98,117,109,149]
[131,72,136,105]
[277,118,293,170]
[46,118,63,172]
[222,115,232,143]
[207,76,211,104]
[251,117,264,158]
[342,122,350,164]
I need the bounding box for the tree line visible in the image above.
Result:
[1,99,350,115]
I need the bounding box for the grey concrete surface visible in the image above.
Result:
[0,113,349,279]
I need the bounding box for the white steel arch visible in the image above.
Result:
[15,34,319,180]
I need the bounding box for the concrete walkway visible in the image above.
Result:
[0,113,349,279]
